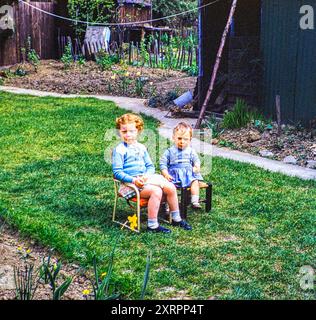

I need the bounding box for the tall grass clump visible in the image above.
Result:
[222,99,264,129]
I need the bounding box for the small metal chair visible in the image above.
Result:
[112,179,171,233]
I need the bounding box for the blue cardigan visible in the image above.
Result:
[112,142,155,183]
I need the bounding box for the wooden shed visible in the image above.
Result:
[197,0,316,126]
[116,0,152,24]
[0,0,59,67]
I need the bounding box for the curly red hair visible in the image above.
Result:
[116,113,144,132]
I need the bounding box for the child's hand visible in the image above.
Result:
[133,178,144,188]
[163,173,173,182]
[193,165,200,173]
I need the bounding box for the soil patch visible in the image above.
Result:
[1,60,196,98]
[0,222,92,300]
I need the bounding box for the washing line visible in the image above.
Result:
[19,0,222,27]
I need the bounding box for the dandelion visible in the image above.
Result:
[17,246,23,251]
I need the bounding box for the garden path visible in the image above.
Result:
[1,85,316,180]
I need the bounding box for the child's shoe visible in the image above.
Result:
[172,220,192,231]
[192,202,203,210]
[147,225,171,233]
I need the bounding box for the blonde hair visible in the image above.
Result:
[116,113,144,132]
[173,122,193,138]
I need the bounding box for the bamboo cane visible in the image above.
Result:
[195,0,238,129]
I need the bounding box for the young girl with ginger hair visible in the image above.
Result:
[112,113,192,233]
[160,122,204,209]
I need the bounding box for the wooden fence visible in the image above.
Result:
[0,0,56,67]
[58,27,198,70]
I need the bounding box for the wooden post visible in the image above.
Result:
[195,0,238,129]
[276,95,282,136]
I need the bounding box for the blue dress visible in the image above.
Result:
[160,145,203,188]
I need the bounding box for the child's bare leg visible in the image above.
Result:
[191,180,201,208]
[162,182,179,212]
[163,182,182,222]
[140,185,162,219]
[140,185,171,232]
[191,180,200,197]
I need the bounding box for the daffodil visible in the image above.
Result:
[128,214,138,231]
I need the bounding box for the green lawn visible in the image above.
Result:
[0,91,315,300]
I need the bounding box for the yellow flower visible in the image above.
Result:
[82,289,90,296]
[110,75,116,80]
[101,272,107,278]
[125,72,130,77]
[128,214,138,231]
[26,249,31,254]
[136,71,141,76]
[17,246,23,251]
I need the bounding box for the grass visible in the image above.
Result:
[0,91,315,300]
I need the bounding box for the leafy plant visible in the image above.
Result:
[96,50,119,71]
[181,65,198,76]
[15,66,27,77]
[135,76,146,97]
[203,115,224,139]
[140,251,152,299]
[14,264,39,300]
[90,236,120,300]
[40,255,73,300]
[26,37,40,72]
[139,39,149,67]
[222,99,264,129]
[77,55,86,66]
[61,42,74,69]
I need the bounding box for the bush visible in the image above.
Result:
[222,99,264,129]
[181,65,198,76]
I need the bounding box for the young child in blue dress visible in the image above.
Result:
[160,122,204,209]
[112,113,192,233]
